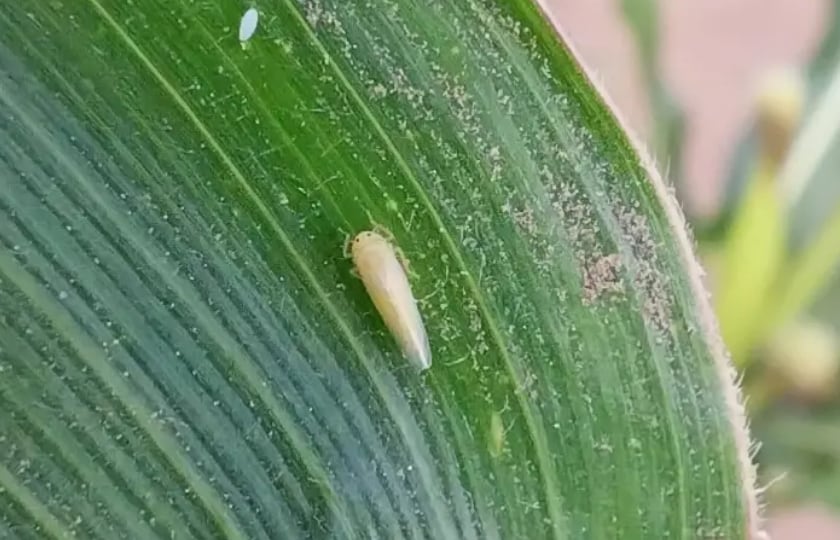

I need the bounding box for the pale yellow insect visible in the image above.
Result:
[489,412,505,457]
[349,229,431,371]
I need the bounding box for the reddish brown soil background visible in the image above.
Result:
[550,0,824,217]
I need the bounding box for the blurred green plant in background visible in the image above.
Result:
[621,0,840,511]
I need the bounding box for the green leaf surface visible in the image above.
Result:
[0,0,754,538]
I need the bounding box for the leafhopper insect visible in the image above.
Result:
[349,229,431,370]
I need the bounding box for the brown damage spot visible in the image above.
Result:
[511,206,537,236]
[582,253,624,305]
[614,205,673,334]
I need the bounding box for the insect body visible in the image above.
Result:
[238,8,259,42]
[350,230,431,371]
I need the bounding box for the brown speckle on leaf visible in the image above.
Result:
[582,253,623,305]
[511,206,536,236]
[614,205,672,333]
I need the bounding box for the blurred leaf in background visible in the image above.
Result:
[688,0,840,516]
[715,69,801,367]
[619,0,686,193]
[710,1,840,374]
[615,0,840,517]
[711,1,840,244]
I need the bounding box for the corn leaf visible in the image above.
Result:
[0,1,756,538]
